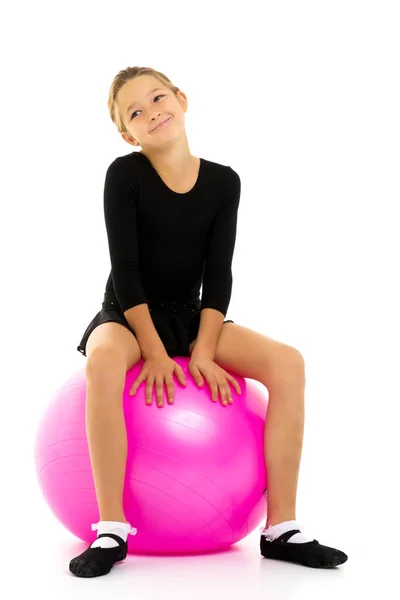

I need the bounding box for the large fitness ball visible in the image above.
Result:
[34,356,269,555]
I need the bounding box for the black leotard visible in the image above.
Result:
[102,151,241,317]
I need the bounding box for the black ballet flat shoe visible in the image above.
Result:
[69,533,129,578]
[260,528,348,568]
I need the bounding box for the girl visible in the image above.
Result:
[70,66,348,577]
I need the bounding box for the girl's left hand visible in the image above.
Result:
[188,355,242,406]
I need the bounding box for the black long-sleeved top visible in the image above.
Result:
[102,151,241,317]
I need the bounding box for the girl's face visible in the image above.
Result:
[118,74,188,149]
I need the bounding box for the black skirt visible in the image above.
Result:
[77,297,234,358]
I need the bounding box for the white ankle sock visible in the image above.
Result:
[260,520,313,543]
[90,521,137,549]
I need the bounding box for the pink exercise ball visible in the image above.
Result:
[34,356,269,555]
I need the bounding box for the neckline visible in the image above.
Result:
[135,151,203,196]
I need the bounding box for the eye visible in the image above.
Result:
[131,95,164,120]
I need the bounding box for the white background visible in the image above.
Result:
[1,0,399,596]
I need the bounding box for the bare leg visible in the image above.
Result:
[262,361,306,529]
[85,362,129,524]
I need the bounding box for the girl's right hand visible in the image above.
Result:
[129,353,187,407]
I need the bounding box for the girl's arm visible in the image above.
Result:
[104,158,167,358]
[195,168,241,356]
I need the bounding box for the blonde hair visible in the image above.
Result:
[108,66,180,135]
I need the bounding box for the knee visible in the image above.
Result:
[85,346,125,381]
[275,346,306,382]
[288,347,305,368]
[283,344,305,366]
[286,347,306,383]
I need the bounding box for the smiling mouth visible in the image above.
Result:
[152,117,171,132]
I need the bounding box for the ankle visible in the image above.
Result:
[99,515,128,524]
[266,515,297,529]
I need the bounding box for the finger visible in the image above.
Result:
[226,383,234,404]
[179,366,187,385]
[219,382,229,406]
[175,364,187,386]
[166,378,174,404]
[227,374,242,395]
[156,378,164,407]
[210,379,219,402]
[192,365,204,388]
[130,374,144,396]
[146,377,154,405]
[223,379,234,404]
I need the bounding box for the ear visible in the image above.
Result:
[176,90,188,112]
[121,132,138,147]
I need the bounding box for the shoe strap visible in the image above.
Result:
[274,529,301,543]
[95,533,127,546]
[91,522,138,536]
[260,527,301,542]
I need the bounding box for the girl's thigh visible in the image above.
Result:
[85,320,142,372]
